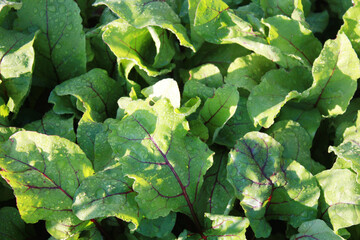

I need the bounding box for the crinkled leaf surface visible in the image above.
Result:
[316,169,360,232]
[0,28,35,114]
[142,78,181,109]
[183,64,223,104]
[0,131,94,224]
[263,15,322,67]
[107,98,213,229]
[199,84,239,142]
[0,207,32,240]
[227,132,319,238]
[247,67,312,128]
[290,219,345,240]
[267,120,325,174]
[15,0,86,85]
[24,110,75,142]
[50,68,121,122]
[94,0,194,51]
[303,33,360,117]
[73,164,141,227]
[225,53,276,92]
[215,96,260,148]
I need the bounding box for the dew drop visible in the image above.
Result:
[48,6,56,12]
[96,189,106,198]
[66,24,73,31]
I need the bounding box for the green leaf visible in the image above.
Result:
[175,97,201,117]
[94,0,195,51]
[15,0,86,85]
[132,212,176,238]
[325,0,352,18]
[276,105,322,140]
[49,68,121,122]
[306,11,329,33]
[303,33,360,117]
[247,67,312,128]
[290,219,345,240]
[73,164,142,228]
[340,2,360,56]
[215,96,261,148]
[0,28,35,114]
[190,0,307,68]
[102,19,174,77]
[199,84,239,142]
[225,53,276,92]
[183,64,223,104]
[107,98,213,229]
[263,15,322,67]
[195,148,235,219]
[0,177,14,201]
[316,169,360,232]
[260,0,311,17]
[0,207,33,240]
[24,110,76,142]
[329,132,360,184]
[0,1,21,24]
[267,120,325,174]
[227,132,319,238]
[142,78,181,109]
[0,131,94,225]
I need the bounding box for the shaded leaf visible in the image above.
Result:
[24,110,75,142]
[0,207,33,240]
[0,0,21,24]
[132,212,176,238]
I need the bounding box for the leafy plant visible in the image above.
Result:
[1,0,360,239]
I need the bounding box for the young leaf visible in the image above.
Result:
[73,164,142,228]
[102,19,173,77]
[0,28,35,114]
[199,84,239,142]
[0,1,21,24]
[227,132,320,238]
[142,78,181,109]
[247,67,312,128]
[107,98,214,231]
[290,219,345,240]
[225,53,276,92]
[0,131,94,225]
[303,33,360,117]
[182,64,223,104]
[15,0,86,85]
[215,96,261,148]
[94,0,195,51]
[49,68,121,122]
[263,15,322,67]
[316,169,360,232]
